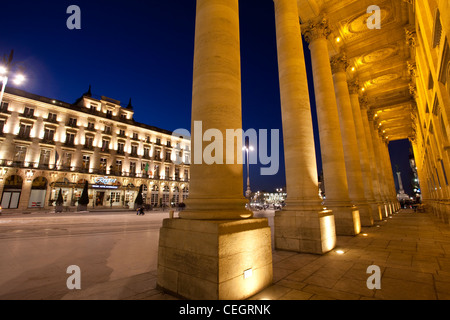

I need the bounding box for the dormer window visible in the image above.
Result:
[23,107,34,117]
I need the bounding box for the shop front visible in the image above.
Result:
[92,176,138,208]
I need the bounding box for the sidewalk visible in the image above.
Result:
[62,208,450,300]
[0,208,177,219]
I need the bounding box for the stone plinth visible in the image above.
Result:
[326,203,361,236]
[274,208,336,254]
[157,218,273,300]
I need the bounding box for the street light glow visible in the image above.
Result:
[0,66,7,75]
[13,74,25,85]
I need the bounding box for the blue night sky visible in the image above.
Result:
[0,0,414,196]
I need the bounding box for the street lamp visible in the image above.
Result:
[242,145,254,200]
[0,50,25,107]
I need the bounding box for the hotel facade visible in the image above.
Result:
[0,86,190,212]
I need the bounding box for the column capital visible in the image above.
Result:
[330,53,349,74]
[359,95,369,109]
[409,81,417,98]
[302,15,331,44]
[405,26,417,49]
[407,60,417,78]
[348,79,360,94]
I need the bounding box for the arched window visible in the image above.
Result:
[29,177,48,208]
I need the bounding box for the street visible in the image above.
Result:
[0,211,168,299]
[0,209,275,300]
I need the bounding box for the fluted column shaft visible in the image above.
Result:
[274,0,322,206]
[380,140,398,213]
[303,16,360,235]
[331,56,373,226]
[360,104,384,220]
[348,81,382,222]
[273,0,336,254]
[180,0,249,220]
[371,125,391,216]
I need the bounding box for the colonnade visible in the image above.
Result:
[157,0,401,299]
[273,1,399,253]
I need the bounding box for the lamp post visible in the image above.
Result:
[1,50,25,107]
[242,145,254,200]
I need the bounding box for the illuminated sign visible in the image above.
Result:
[95,177,117,185]
[92,184,118,190]
[93,177,119,189]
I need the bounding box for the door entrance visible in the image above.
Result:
[1,191,21,209]
[95,191,105,207]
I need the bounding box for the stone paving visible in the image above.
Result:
[59,208,450,300]
[252,209,450,300]
[3,208,450,300]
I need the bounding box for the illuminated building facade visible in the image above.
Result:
[0,87,190,211]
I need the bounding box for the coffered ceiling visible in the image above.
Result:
[298,0,416,141]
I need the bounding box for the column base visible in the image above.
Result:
[381,202,390,218]
[353,202,374,227]
[157,218,273,300]
[325,203,361,236]
[179,198,252,220]
[274,207,336,254]
[371,202,384,222]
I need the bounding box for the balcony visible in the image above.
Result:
[20,112,36,120]
[15,133,31,141]
[41,138,55,145]
[64,141,76,148]
[44,117,58,124]
[66,121,78,128]
[83,144,94,151]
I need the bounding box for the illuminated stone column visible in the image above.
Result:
[331,55,373,227]
[381,140,400,212]
[158,0,272,300]
[370,125,391,217]
[362,106,386,219]
[303,16,360,236]
[273,0,336,254]
[349,85,382,221]
[179,0,249,220]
